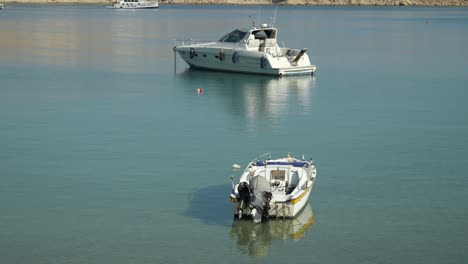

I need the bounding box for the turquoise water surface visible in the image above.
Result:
[1,4,468,264]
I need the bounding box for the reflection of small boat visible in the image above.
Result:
[230,203,315,257]
[107,0,159,9]
[230,153,317,223]
[174,22,317,76]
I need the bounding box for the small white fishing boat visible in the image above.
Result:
[174,22,317,76]
[108,0,158,9]
[230,153,317,223]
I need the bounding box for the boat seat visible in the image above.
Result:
[265,39,277,47]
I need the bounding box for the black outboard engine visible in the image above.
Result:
[249,190,272,223]
[246,175,272,223]
[237,182,251,204]
[237,182,251,219]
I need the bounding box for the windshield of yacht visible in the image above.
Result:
[252,29,276,39]
[218,29,247,43]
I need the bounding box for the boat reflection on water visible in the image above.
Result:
[177,68,317,129]
[230,203,315,258]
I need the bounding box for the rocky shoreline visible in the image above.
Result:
[1,0,467,6]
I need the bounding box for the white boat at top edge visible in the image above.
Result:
[174,23,317,76]
[107,0,158,9]
[230,153,317,223]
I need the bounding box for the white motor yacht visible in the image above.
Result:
[174,24,317,76]
[108,0,158,9]
[230,153,317,223]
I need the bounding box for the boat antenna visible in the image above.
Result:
[249,15,255,28]
[258,5,260,28]
[272,0,286,27]
[272,4,279,27]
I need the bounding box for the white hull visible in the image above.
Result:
[108,0,158,9]
[232,181,314,219]
[176,47,316,76]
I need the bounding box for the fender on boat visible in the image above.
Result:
[232,51,239,63]
[219,50,225,61]
[260,56,268,69]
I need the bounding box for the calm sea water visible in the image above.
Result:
[1,4,468,264]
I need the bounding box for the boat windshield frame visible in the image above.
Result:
[251,28,277,40]
[218,29,248,43]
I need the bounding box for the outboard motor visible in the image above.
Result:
[247,175,272,223]
[237,182,251,219]
[249,190,272,223]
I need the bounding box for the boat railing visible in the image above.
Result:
[174,39,246,50]
[239,153,272,174]
[253,153,272,163]
[174,39,217,47]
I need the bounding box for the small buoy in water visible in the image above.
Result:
[232,164,241,170]
[196,88,203,93]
